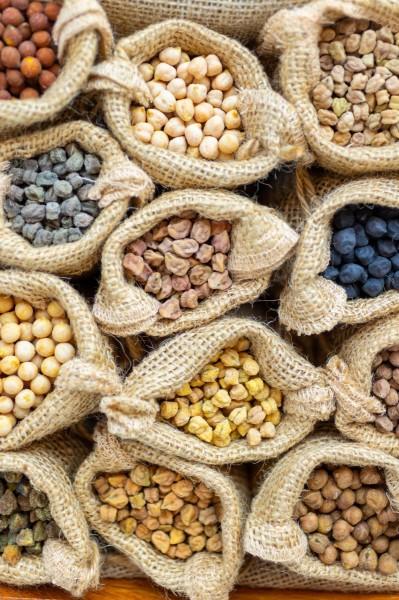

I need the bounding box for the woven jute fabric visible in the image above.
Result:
[258,0,399,176]
[279,176,399,335]
[327,314,399,457]
[101,0,308,43]
[0,121,154,277]
[0,0,113,135]
[93,189,298,337]
[244,433,399,592]
[101,316,334,465]
[0,269,120,451]
[89,19,309,189]
[101,553,143,579]
[75,426,249,600]
[0,432,99,596]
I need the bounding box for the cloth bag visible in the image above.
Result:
[0,0,113,135]
[327,314,399,457]
[101,316,334,464]
[75,426,249,600]
[100,0,309,43]
[93,189,298,337]
[88,19,309,189]
[279,176,399,335]
[0,269,120,451]
[0,432,99,596]
[257,0,399,176]
[0,120,154,277]
[244,433,399,592]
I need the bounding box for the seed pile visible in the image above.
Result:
[159,337,283,447]
[0,471,58,565]
[0,0,61,100]
[132,46,255,161]
[371,346,399,434]
[123,213,233,320]
[94,465,222,559]
[0,294,76,436]
[5,144,101,246]
[322,204,399,299]
[296,464,399,574]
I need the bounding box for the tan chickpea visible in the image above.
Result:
[131,106,146,125]
[206,54,223,77]
[138,62,154,82]
[151,131,169,149]
[167,78,187,100]
[169,137,187,154]
[185,123,204,147]
[133,122,154,144]
[199,136,219,160]
[187,84,208,105]
[175,99,195,123]
[159,47,182,66]
[218,132,240,155]
[212,70,233,92]
[164,117,185,138]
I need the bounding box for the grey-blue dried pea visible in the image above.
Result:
[4,143,102,246]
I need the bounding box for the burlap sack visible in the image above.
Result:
[75,426,249,600]
[0,269,120,451]
[0,432,99,596]
[88,19,309,189]
[244,433,399,592]
[279,176,399,335]
[0,121,154,277]
[100,0,309,43]
[101,552,143,579]
[0,0,113,135]
[325,314,399,456]
[93,189,298,337]
[258,0,399,176]
[101,316,334,465]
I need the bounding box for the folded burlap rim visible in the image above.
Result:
[101,316,334,464]
[258,0,399,176]
[0,120,154,276]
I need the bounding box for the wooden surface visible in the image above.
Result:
[1,581,399,600]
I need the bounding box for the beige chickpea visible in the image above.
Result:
[3,375,23,396]
[185,123,203,147]
[35,337,55,358]
[150,57,160,69]
[154,90,176,113]
[0,414,16,436]
[187,84,208,104]
[206,54,223,77]
[218,132,240,154]
[133,122,154,144]
[52,323,72,343]
[225,109,241,130]
[14,340,35,362]
[147,80,166,98]
[203,115,225,139]
[207,90,223,108]
[194,76,211,91]
[15,301,33,321]
[151,131,169,149]
[154,62,177,83]
[199,136,219,160]
[32,318,52,339]
[159,47,182,66]
[15,389,35,410]
[13,405,30,420]
[222,95,238,112]
[1,323,20,344]
[18,361,38,382]
[138,62,154,82]
[0,396,13,414]
[54,343,76,364]
[176,62,193,85]
[30,374,51,396]
[194,102,214,123]
[47,301,65,319]
[187,146,200,158]
[212,70,233,92]
[175,98,195,122]
[167,78,187,100]
[0,296,13,313]
[164,117,186,138]
[41,357,60,379]
[168,136,188,154]
[131,106,146,125]
[188,56,208,79]
[147,108,168,130]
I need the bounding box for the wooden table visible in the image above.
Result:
[0,581,399,600]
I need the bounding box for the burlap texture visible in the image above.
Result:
[244,433,399,592]
[100,1,309,43]
[75,426,249,600]
[0,432,99,596]
[0,0,113,135]
[89,19,309,189]
[93,189,298,337]
[326,314,399,456]
[0,121,154,277]
[101,552,144,579]
[258,0,399,176]
[279,177,399,335]
[0,269,120,451]
[101,316,334,465]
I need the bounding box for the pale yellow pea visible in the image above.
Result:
[19,322,33,341]
[34,310,49,320]
[32,318,52,339]
[0,296,13,313]
[0,414,16,436]
[41,357,60,378]
[47,301,65,319]
[0,396,13,414]
[15,301,33,321]
[13,405,30,420]
[51,323,72,343]
[18,362,38,382]
[0,356,19,375]
[1,323,20,344]
[30,374,51,396]
[0,312,18,325]
[0,341,14,358]
[15,389,35,410]
[31,355,43,369]
[35,338,55,357]
[14,340,35,362]
[3,375,23,396]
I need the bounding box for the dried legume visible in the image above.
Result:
[371,346,399,434]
